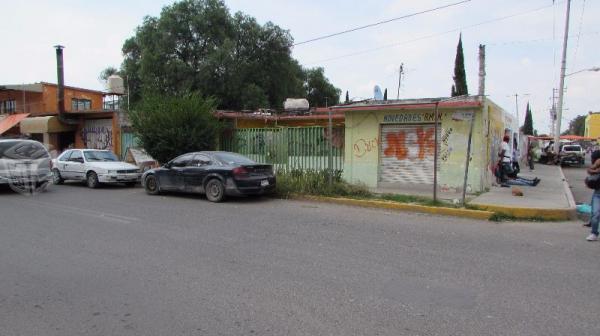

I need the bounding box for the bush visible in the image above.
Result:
[276,169,371,198]
[129,92,219,163]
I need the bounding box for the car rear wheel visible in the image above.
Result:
[205,178,225,202]
[144,175,160,195]
[86,171,99,189]
[52,169,64,185]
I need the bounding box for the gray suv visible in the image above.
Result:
[0,139,53,193]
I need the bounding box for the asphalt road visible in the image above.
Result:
[1,183,599,336]
[562,163,593,205]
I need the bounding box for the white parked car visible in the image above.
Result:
[52,149,140,188]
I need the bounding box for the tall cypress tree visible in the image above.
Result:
[345,90,349,103]
[523,102,534,135]
[451,34,468,97]
[383,88,388,101]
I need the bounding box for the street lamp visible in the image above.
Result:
[566,67,600,77]
[554,66,600,153]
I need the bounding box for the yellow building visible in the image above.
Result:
[585,112,600,138]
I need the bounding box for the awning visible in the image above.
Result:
[20,116,76,134]
[0,113,30,135]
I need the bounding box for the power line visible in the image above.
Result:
[292,0,471,47]
[304,2,556,65]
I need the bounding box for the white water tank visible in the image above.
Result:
[284,98,309,111]
[107,75,125,94]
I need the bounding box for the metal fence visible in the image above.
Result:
[121,131,139,160]
[220,126,344,172]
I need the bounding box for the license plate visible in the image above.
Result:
[261,179,269,186]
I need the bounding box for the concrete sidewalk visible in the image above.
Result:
[470,164,576,220]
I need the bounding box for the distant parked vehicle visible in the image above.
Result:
[141,151,276,202]
[0,139,52,192]
[558,144,585,166]
[52,149,141,188]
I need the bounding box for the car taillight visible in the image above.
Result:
[232,167,248,176]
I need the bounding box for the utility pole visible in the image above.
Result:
[397,63,404,99]
[326,97,333,186]
[554,0,571,154]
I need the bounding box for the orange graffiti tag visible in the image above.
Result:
[415,127,435,159]
[384,132,408,160]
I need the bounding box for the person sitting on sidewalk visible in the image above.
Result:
[498,135,539,187]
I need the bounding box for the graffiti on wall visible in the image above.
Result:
[82,119,113,150]
[353,137,379,158]
[439,127,453,162]
[383,126,435,160]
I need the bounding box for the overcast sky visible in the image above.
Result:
[1,0,598,134]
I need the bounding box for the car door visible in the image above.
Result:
[183,154,212,193]
[161,154,193,191]
[67,150,86,181]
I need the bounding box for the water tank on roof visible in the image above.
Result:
[284,98,309,111]
[107,75,125,94]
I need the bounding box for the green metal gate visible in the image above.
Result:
[220,126,344,172]
[121,131,139,160]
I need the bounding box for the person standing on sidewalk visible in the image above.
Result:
[586,150,600,241]
[527,142,535,171]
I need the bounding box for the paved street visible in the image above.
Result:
[1,183,599,336]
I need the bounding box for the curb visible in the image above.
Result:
[296,195,495,220]
[470,166,577,221]
[468,203,573,221]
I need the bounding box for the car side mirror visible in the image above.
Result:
[163,162,171,169]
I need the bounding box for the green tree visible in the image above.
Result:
[562,115,586,136]
[305,67,340,107]
[383,88,388,101]
[116,0,338,109]
[345,90,349,103]
[522,102,534,135]
[451,34,468,97]
[98,66,120,82]
[129,92,219,163]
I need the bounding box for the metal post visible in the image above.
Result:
[554,0,571,154]
[397,63,404,100]
[433,101,440,202]
[327,101,333,187]
[462,112,475,206]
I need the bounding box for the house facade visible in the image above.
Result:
[585,112,600,138]
[332,97,516,194]
[0,82,124,156]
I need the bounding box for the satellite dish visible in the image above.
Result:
[374,85,383,100]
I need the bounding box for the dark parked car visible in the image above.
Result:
[0,139,52,193]
[141,151,276,202]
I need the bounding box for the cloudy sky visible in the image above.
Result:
[1,0,598,134]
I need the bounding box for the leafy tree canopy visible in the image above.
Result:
[129,92,219,163]
[116,0,338,109]
[451,34,468,97]
[305,67,340,107]
[562,115,586,136]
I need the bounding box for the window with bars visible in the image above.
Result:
[71,98,92,111]
[1,100,16,113]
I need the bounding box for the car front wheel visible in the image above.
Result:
[144,175,160,195]
[52,169,64,185]
[86,171,99,188]
[205,178,225,202]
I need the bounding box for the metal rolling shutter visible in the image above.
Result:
[379,124,440,184]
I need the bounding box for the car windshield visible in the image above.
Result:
[563,146,581,151]
[214,152,255,165]
[0,141,49,160]
[84,150,119,162]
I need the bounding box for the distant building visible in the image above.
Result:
[0,82,125,156]
[584,112,600,138]
[332,96,516,194]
